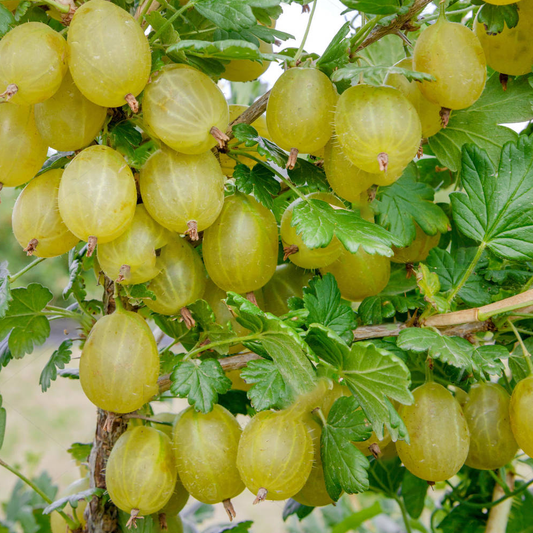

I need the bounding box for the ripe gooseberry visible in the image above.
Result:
[509,375,533,458]
[12,169,80,258]
[396,382,470,482]
[50,477,89,533]
[391,224,441,264]
[222,39,272,82]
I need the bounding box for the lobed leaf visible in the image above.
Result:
[39,340,73,393]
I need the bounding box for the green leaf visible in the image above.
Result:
[375,168,450,247]
[226,293,318,396]
[217,521,254,533]
[170,358,232,413]
[331,64,434,84]
[358,292,422,326]
[437,504,486,533]
[305,325,413,440]
[217,389,250,416]
[240,359,291,411]
[508,483,533,533]
[0,5,15,38]
[194,0,260,31]
[43,488,105,515]
[401,470,427,519]
[130,140,160,170]
[368,457,404,496]
[63,248,87,302]
[0,394,5,451]
[169,39,265,60]
[303,274,356,342]
[472,345,507,379]
[357,34,405,86]
[0,261,11,319]
[0,284,53,359]
[428,73,533,172]
[282,499,314,522]
[67,442,92,464]
[425,247,498,307]
[234,163,281,209]
[477,3,519,34]
[397,328,474,371]
[292,199,399,256]
[39,340,73,393]
[321,396,372,500]
[339,0,400,14]
[316,22,350,76]
[108,121,143,160]
[416,263,450,314]
[145,11,179,44]
[451,139,533,260]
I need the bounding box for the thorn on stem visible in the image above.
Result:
[210,126,230,149]
[158,513,168,530]
[377,152,388,172]
[283,244,299,260]
[180,307,195,329]
[87,236,97,257]
[125,94,140,113]
[286,148,299,170]
[368,443,381,459]
[253,488,268,505]
[0,84,18,103]
[246,292,258,306]
[223,499,237,521]
[126,509,143,529]
[186,220,199,241]
[116,264,130,283]
[499,73,508,91]
[23,239,39,256]
[439,107,451,128]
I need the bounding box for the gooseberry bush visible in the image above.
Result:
[2,0,533,532]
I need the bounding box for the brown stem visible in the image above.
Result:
[485,472,514,533]
[223,499,236,521]
[356,0,433,51]
[0,84,18,103]
[23,239,38,256]
[186,220,199,241]
[125,94,139,113]
[226,90,271,141]
[283,245,299,260]
[157,351,262,393]
[440,107,451,128]
[286,148,299,170]
[87,236,98,258]
[210,126,230,149]
[180,307,195,329]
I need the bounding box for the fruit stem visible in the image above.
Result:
[507,320,533,376]
[313,406,328,427]
[425,357,434,383]
[8,257,46,283]
[446,243,485,305]
[183,332,263,361]
[394,495,413,533]
[438,0,447,19]
[149,0,197,44]
[350,15,384,50]
[0,458,79,530]
[293,0,318,64]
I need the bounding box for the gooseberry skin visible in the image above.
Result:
[485,0,521,4]
[140,147,225,234]
[106,427,177,517]
[67,0,151,107]
[323,138,378,202]
[12,170,80,258]
[392,225,441,264]
[464,382,518,470]
[237,410,314,500]
[145,236,207,316]
[58,145,137,244]
[474,1,533,77]
[335,85,422,181]
[173,405,245,504]
[79,309,160,413]
[222,40,272,82]
[50,478,90,533]
[34,71,107,152]
[510,375,533,458]
[396,382,470,482]
[143,65,229,154]
[266,67,337,154]
[262,263,312,316]
[219,104,270,177]
[293,418,334,507]
[385,58,443,138]
[203,193,278,294]
[320,248,391,302]
[281,193,343,270]
[0,104,48,188]
[413,17,487,110]
[97,204,171,285]
[0,22,68,105]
